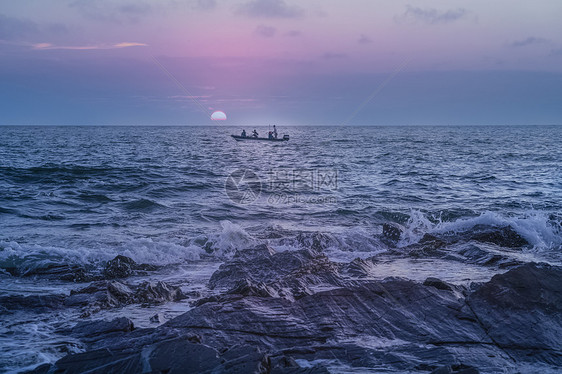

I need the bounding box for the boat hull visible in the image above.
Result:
[231,135,288,142]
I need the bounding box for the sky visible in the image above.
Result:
[1,0,562,125]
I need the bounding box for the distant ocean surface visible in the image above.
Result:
[1,125,561,372]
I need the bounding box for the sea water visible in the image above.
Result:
[0,125,561,372]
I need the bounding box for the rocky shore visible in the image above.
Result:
[24,240,562,374]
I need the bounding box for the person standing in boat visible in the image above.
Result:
[252,129,258,138]
[273,125,278,139]
[241,129,247,137]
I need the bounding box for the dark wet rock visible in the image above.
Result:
[402,234,449,259]
[208,244,342,301]
[497,259,523,269]
[65,280,184,311]
[29,264,89,282]
[256,225,293,239]
[65,281,129,309]
[406,238,525,270]
[341,257,377,278]
[277,343,491,373]
[0,294,65,312]
[431,363,480,374]
[3,255,158,283]
[208,245,274,289]
[404,243,449,260]
[295,232,336,252]
[407,247,449,259]
[191,293,242,307]
[150,313,164,323]
[70,317,134,341]
[414,225,529,250]
[135,281,184,304]
[454,244,523,269]
[469,225,529,248]
[36,341,273,374]
[103,255,156,279]
[404,225,530,265]
[227,278,280,298]
[382,222,403,243]
[424,277,454,291]
[26,363,52,374]
[103,255,136,278]
[2,267,18,276]
[270,361,330,374]
[147,340,223,373]
[457,245,501,265]
[419,233,448,250]
[35,249,562,373]
[268,355,302,373]
[11,263,91,282]
[167,278,490,352]
[40,348,142,374]
[467,263,562,356]
[183,290,202,298]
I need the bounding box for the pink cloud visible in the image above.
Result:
[32,42,147,50]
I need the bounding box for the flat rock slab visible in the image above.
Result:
[31,249,562,373]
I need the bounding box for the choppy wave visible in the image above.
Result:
[399,210,562,251]
[0,220,264,276]
[121,198,168,212]
[1,126,561,273]
[0,238,203,276]
[2,126,562,374]
[1,210,561,276]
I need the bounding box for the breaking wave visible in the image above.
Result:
[1,210,561,276]
[399,210,562,251]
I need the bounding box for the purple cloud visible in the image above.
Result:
[118,3,151,15]
[0,13,38,40]
[237,0,303,18]
[358,34,372,44]
[254,25,277,38]
[399,5,468,25]
[285,30,302,37]
[0,13,69,44]
[70,0,152,23]
[509,37,548,48]
[194,0,217,10]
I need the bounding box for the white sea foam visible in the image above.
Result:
[399,209,562,251]
[119,238,203,264]
[1,211,559,274]
[0,237,204,273]
[268,227,387,263]
[205,220,259,257]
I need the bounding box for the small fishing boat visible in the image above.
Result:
[231,134,289,142]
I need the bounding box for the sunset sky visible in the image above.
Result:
[1,0,561,125]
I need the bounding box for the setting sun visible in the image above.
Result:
[211,110,227,120]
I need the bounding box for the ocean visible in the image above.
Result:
[1,125,561,373]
